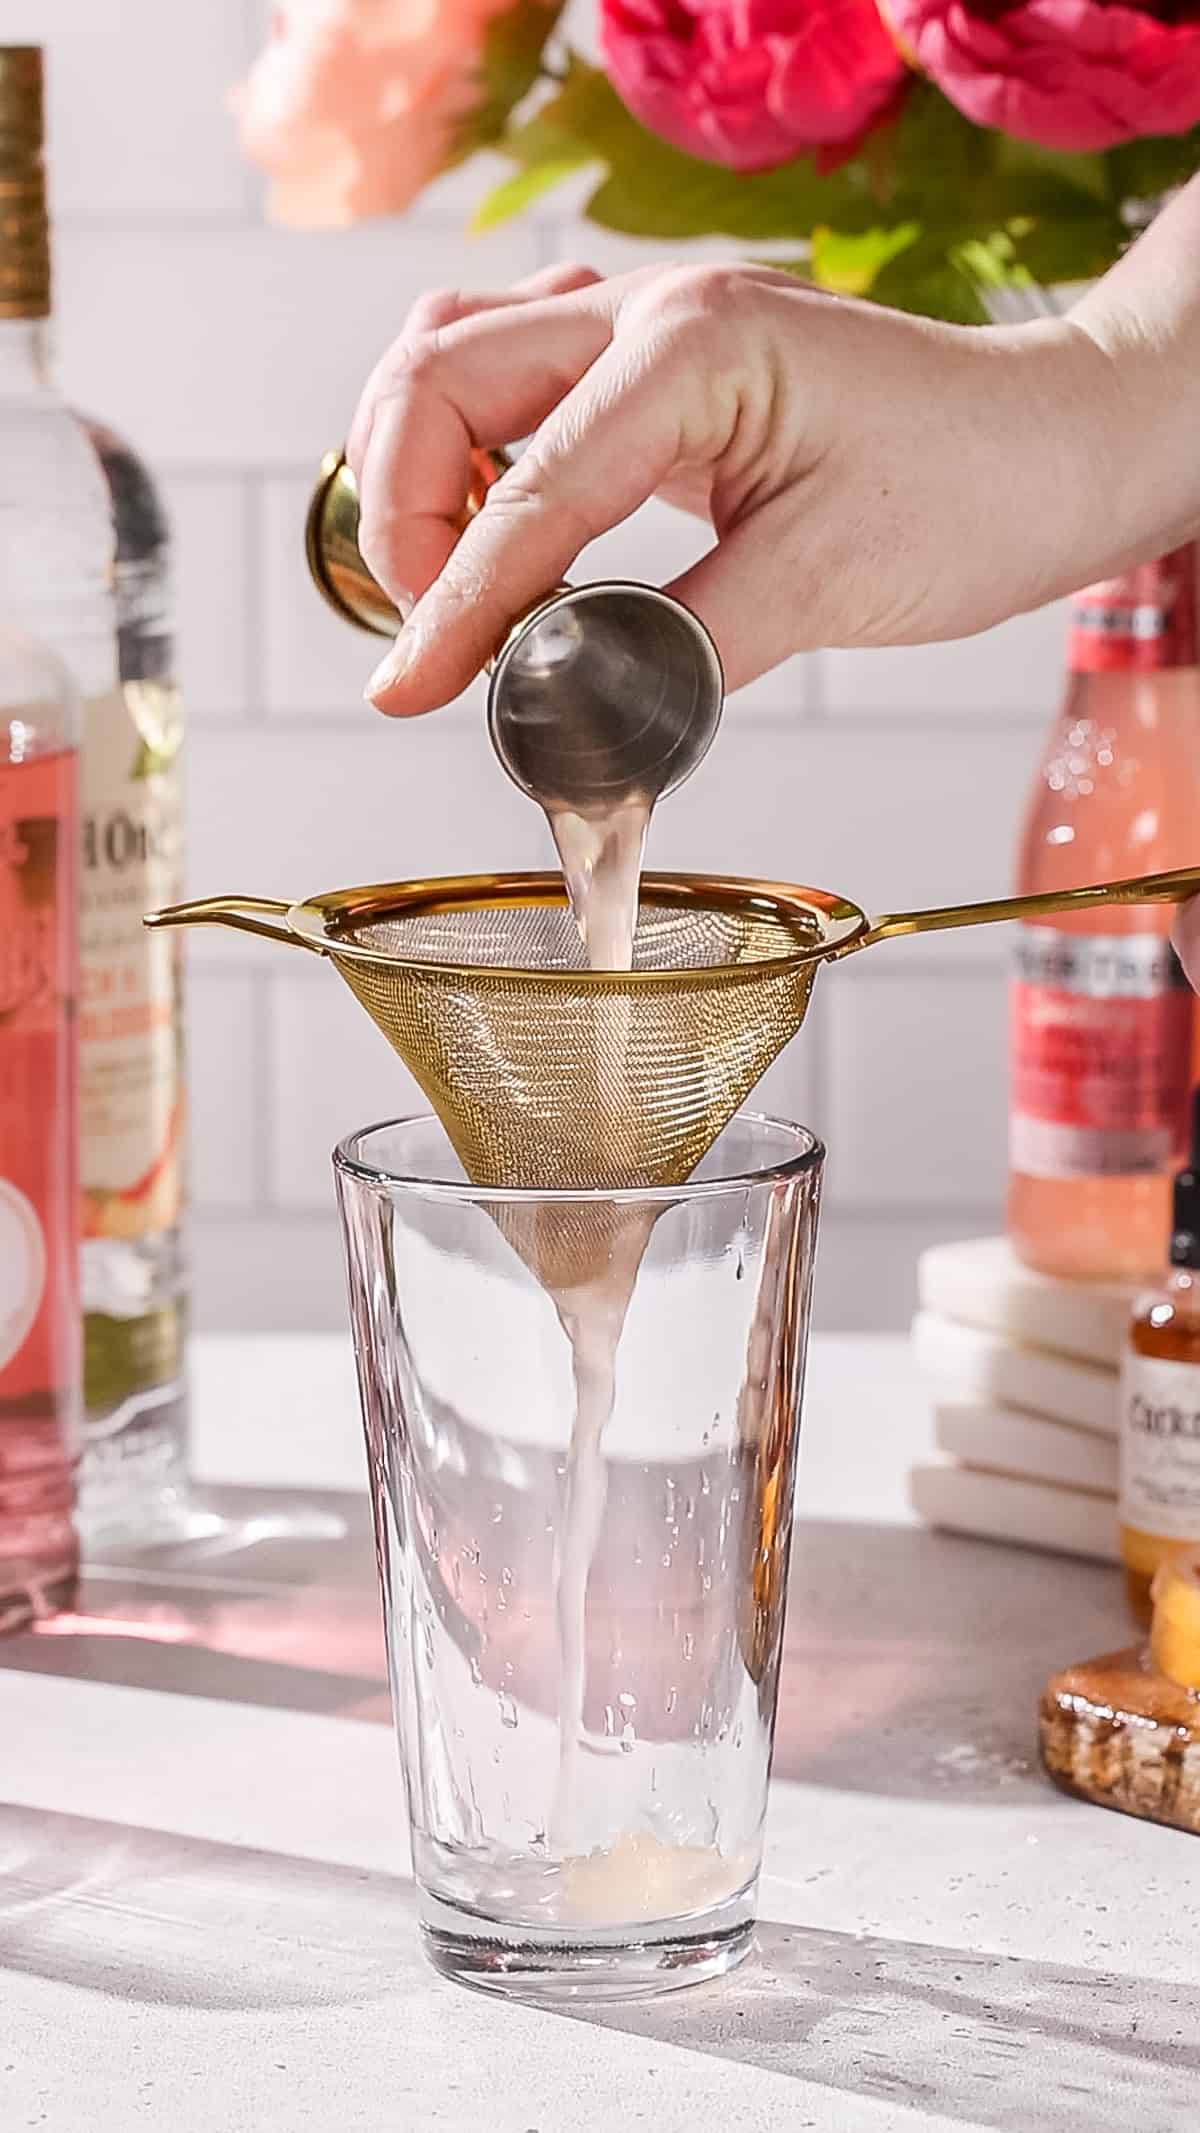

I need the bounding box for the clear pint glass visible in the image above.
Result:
[334,1111,823,1999]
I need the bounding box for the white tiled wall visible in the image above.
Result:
[28,0,1065,1332]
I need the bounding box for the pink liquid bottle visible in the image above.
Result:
[0,628,80,1629]
[1009,547,1200,1283]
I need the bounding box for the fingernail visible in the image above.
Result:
[364,633,413,703]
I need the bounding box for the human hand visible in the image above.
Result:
[347,258,1122,716]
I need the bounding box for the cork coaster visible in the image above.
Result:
[1039,1647,1200,1835]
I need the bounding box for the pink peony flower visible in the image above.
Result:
[884,0,1200,153]
[599,0,911,173]
[231,0,512,226]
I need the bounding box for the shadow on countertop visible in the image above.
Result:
[0,1803,1193,2133]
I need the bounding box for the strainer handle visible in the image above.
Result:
[861,864,1200,947]
[143,895,323,953]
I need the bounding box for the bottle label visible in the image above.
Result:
[1068,546,1197,673]
[79,681,184,1241]
[1120,1349,1200,1540]
[0,1180,46,1374]
[1010,927,1192,1178]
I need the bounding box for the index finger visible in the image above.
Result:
[354,285,618,622]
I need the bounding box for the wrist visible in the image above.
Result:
[989,315,1134,610]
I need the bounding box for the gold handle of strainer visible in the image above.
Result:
[144,895,326,954]
[852,863,1200,954]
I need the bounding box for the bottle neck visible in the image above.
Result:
[0,316,50,394]
[1068,546,1198,677]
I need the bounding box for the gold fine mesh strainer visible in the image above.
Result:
[147,863,1200,1195]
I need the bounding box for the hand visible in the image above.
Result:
[346,258,1120,716]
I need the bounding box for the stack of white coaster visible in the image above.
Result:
[909,1237,1138,1564]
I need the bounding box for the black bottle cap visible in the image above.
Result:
[1171,1086,1200,1270]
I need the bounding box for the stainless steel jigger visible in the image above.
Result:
[305,447,724,813]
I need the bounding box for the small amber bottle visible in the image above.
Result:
[1120,1086,1200,1622]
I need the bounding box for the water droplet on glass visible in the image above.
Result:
[603,1704,616,1737]
[702,1573,712,1593]
[501,1566,513,1586]
[620,1723,636,1754]
[498,1692,518,1729]
[682,1632,695,1661]
[618,1690,636,1712]
[491,1504,503,1524]
[469,1655,483,1687]
[661,1552,672,1569]
[700,1473,711,1498]
[666,1686,678,1716]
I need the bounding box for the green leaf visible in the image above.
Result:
[450,0,564,163]
[810,221,920,297]
[1104,127,1200,210]
[870,235,990,324]
[498,59,880,242]
[472,153,587,231]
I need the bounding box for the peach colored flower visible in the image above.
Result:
[231,0,509,226]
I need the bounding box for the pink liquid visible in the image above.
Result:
[1009,659,1200,1282]
[0,744,80,1627]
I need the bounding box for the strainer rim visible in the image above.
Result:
[290,870,866,983]
[333,1109,825,1204]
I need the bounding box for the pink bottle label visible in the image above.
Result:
[1069,546,1197,674]
[1010,928,1193,1179]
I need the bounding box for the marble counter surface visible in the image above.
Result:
[1,1334,1192,2133]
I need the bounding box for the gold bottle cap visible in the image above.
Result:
[0,46,49,320]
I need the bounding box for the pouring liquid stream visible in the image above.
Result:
[543,795,649,1856]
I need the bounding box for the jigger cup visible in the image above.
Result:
[306,447,724,814]
[334,1109,823,2000]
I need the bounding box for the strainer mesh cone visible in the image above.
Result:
[320,881,825,1194]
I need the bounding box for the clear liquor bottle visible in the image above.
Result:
[76,417,188,1540]
[0,45,188,1540]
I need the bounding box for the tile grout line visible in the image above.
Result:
[252,973,276,1215]
[242,471,267,725]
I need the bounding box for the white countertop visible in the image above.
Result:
[2,1333,1194,2133]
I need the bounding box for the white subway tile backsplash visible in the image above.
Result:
[813,1210,992,1332]
[190,1213,345,1331]
[267,973,425,1211]
[55,225,543,471]
[185,720,550,933]
[651,722,1031,919]
[824,601,1068,720]
[161,473,253,720]
[186,969,259,1210]
[30,1,254,224]
[825,970,1007,1213]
